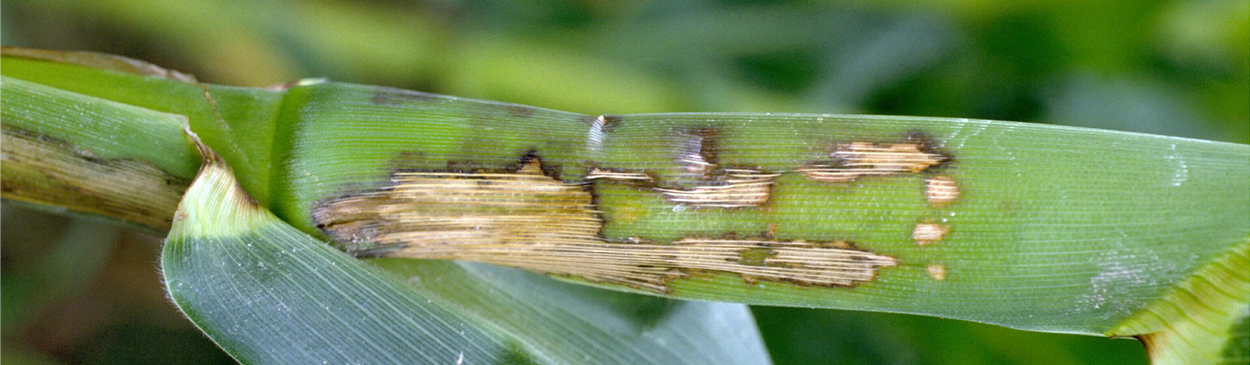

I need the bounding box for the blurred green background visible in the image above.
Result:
[2,0,1246,364]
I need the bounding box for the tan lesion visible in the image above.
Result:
[588,167,779,208]
[0,126,190,231]
[314,158,601,254]
[586,168,653,182]
[654,169,779,208]
[674,238,898,287]
[927,264,947,280]
[378,236,896,293]
[912,223,949,246]
[925,175,960,206]
[314,157,896,293]
[800,141,948,183]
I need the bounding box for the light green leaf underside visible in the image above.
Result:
[163,148,771,364]
[370,259,771,365]
[1109,238,1249,365]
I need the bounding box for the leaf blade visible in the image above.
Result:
[271,81,1249,336]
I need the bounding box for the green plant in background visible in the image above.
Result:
[2,1,1246,365]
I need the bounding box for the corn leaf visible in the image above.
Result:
[3,48,1247,364]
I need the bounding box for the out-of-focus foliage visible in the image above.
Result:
[2,0,1244,364]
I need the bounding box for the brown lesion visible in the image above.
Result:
[313,152,897,293]
[800,133,951,183]
[0,126,190,231]
[505,104,536,118]
[674,127,720,176]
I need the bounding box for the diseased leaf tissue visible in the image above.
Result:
[315,124,960,292]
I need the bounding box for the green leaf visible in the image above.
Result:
[162,142,771,364]
[270,81,1248,334]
